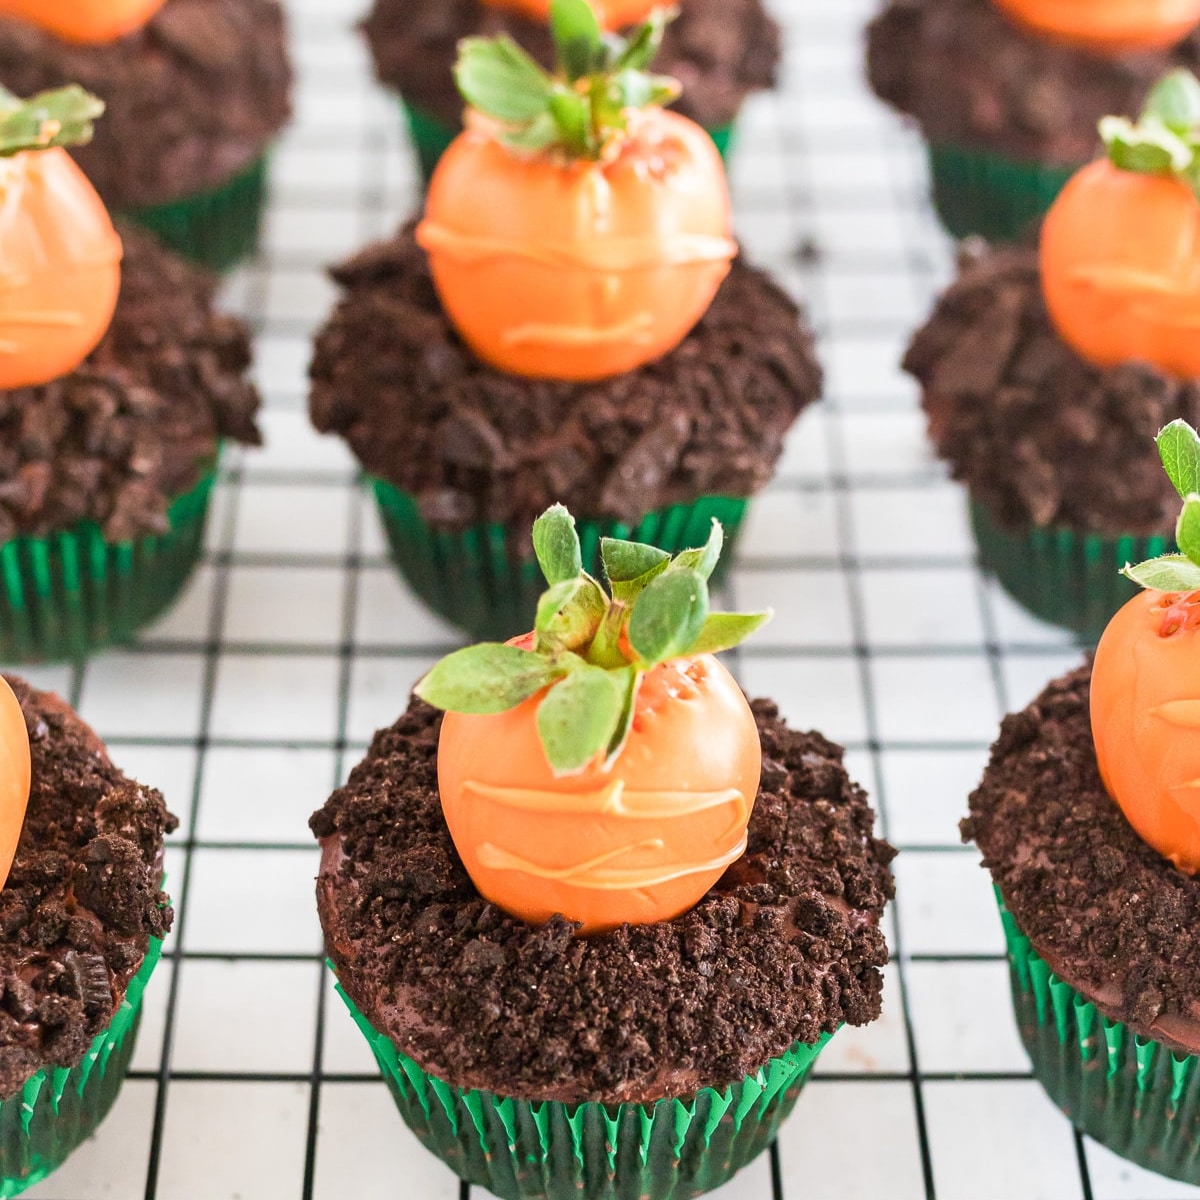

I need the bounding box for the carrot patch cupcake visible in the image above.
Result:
[0,85,261,662]
[0,673,175,1194]
[0,0,292,270]
[312,507,895,1200]
[364,0,779,181]
[867,0,1200,240]
[965,418,1200,1184]
[310,0,821,641]
[904,70,1200,642]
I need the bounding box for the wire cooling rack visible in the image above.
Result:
[6,0,1194,1197]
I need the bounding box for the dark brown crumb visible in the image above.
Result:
[905,242,1197,537]
[362,0,779,133]
[311,697,895,1105]
[964,661,1200,1049]
[0,0,292,211]
[867,0,1200,166]
[0,675,176,1099]
[309,224,822,539]
[0,223,261,543]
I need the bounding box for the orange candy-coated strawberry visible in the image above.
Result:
[438,651,761,933]
[1092,589,1200,872]
[0,679,31,892]
[417,107,736,382]
[0,145,122,390]
[1041,159,1200,380]
[992,0,1200,52]
[0,0,167,44]
[481,0,662,29]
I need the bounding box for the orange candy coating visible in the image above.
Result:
[416,107,737,382]
[0,679,31,893]
[0,0,166,43]
[479,0,663,28]
[437,651,762,933]
[1040,159,1200,381]
[992,0,1200,52]
[1092,590,1200,873]
[0,147,122,391]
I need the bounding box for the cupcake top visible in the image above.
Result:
[0,0,292,210]
[0,220,261,541]
[0,675,175,1096]
[867,0,1200,166]
[363,0,779,134]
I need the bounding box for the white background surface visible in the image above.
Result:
[7,0,1195,1197]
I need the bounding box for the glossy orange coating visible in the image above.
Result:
[0,146,122,391]
[479,0,662,28]
[1091,589,1200,872]
[437,649,762,933]
[0,0,166,43]
[0,679,31,893]
[415,106,737,382]
[1040,159,1200,380]
[992,0,1200,52]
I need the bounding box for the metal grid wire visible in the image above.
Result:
[5,0,1194,1196]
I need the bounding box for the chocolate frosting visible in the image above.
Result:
[0,675,176,1099]
[964,662,1200,1056]
[311,698,895,1106]
[0,0,292,210]
[362,0,779,132]
[867,0,1200,166]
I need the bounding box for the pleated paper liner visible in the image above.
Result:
[401,102,736,186]
[120,154,270,273]
[970,499,1171,645]
[0,937,162,1198]
[371,479,749,642]
[0,467,217,664]
[927,143,1077,243]
[998,894,1200,1186]
[336,978,830,1200]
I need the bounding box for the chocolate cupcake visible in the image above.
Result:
[310,7,821,641]
[903,72,1200,641]
[0,674,175,1195]
[0,0,292,270]
[965,424,1200,1181]
[866,0,1200,240]
[362,0,779,181]
[312,508,895,1200]
[0,86,261,661]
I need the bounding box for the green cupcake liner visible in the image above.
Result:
[120,154,270,273]
[970,499,1171,645]
[335,977,830,1200]
[0,937,162,1197]
[371,478,748,641]
[402,102,735,185]
[927,143,1079,242]
[998,893,1200,1185]
[0,467,217,664]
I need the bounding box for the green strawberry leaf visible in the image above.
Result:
[686,610,772,656]
[0,85,104,158]
[602,538,671,603]
[535,576,607,653]
[415,644,565,714]
[613,10,669,71]
[1177,495,1200,565]
[454,36,552,125]
[548,85,592,155]
[536,665,625,774]
[533,504,583,586]
[1102,115,1193,177]
[1122,554,1200,593]
[670,520,724,581]
[1158,419,1200,501]
[550,0,605,82]
[628,569,709,665]
[603,665,641,766]
[1144,69,1200,136]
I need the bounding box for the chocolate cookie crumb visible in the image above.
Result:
[309,224,821,539]
[0,676,176,1098]
[312,697,895,1105]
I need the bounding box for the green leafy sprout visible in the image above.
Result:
[1123,419,1200,593]
[0,85,104,160]
[1101,69,1200,199]
[415,505,770,777]
[453,0,680,160]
